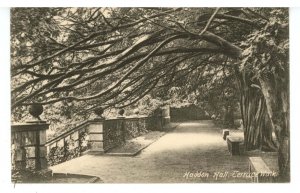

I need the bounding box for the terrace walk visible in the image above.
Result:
[51,120,251,183]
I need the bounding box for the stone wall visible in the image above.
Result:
[103,119,125,151]
[124,117,148,139]
[102,116,165,151]
[45,107,171,165]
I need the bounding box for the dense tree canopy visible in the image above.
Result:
[11,7,289,181]
[11,8,248,111]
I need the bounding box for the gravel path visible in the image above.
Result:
[51,120,252,183]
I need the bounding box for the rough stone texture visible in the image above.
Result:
[124,118,148,139]
[103,119,124,151]
[124,119,139,139]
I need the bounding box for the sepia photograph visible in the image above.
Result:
[10,7,290,184]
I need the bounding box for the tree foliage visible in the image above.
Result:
[11,8,247,112]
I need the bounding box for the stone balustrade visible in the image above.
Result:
[11,104,171,170]
[46,115,167,155]
[45,106,170,165]
[46,119,105,162]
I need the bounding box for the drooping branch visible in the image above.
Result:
[201,32,243,58]
[13,44,225,108]
[12,32,166,107]
[32,34,186,105]
[197,13,260,27]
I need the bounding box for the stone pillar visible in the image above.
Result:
[161,105,171,126]
[87,107,105,154]
[11,121,49,171]
[87,120,105,153]
[11,104,50,171]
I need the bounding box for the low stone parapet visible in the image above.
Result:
[45,110,170,165]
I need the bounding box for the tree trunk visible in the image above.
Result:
[259,72,289,182]
[240,86,277,151]
[236,70,277,151]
